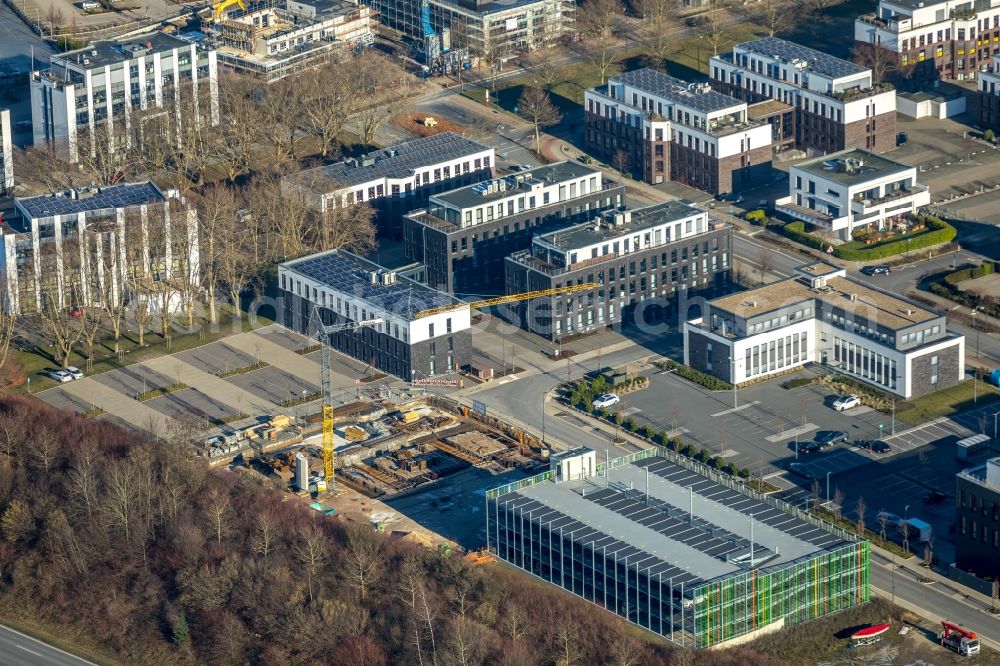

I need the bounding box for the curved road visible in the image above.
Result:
[0,625,96,666]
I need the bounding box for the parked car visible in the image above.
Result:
[814,430,849,446]
[684,16,706,27]
[592,393,620,409]
[715,192,744,204]
[924,490,948,505]
[788,462,817,480]
[47,369,74,383]
[794,440,823,454]
[860,264,891,276]
[896,132,908,146]
[832,395,861,411]
[856,439,891,454]
[65,365,84,380]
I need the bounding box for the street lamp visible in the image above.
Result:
[826,471,831,504]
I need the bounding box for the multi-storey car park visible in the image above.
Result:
[486,447,871,649]
[584,68,773,194]
[710,37,897,156]
[684,263,965,399]
[775,148,930,242]
[856,0,1000,84]
[279,249,471,381]
[504,200,732,341]
[281,132,494,240]
[401,162,625,295]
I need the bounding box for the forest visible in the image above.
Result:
[0,394,874,665]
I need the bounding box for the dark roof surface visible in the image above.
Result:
[433,161,602,210]
[539,200,703,251]
[291,132,492,192]
[736,37,867,78]
[282,250,460,320]
[57,32,191,69]
[17,182,165,219]
[614,68,744,113]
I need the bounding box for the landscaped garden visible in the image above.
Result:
[779,213,956,261]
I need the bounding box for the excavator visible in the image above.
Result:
[210,0,245,21]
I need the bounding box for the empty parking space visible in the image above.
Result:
[41,387,98,414]
[93,365,177,398]
[225,366,320,406]
[257,325,313,352]
[175,342,259,377]
[785,446,874,479]
[144,387,239,424]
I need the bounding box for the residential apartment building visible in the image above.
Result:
[368,0,574,56]
[856,0,1000,84]
[281,132,494,240]
[30,32,220,163]
[956,457,1000,579]
[710,37,897,155]
[0,109,11,195]
[213,0,376,81]
[279,249,471,381]
[3,181,199,314]
[775,149,930,241]
[684,263,965,398]
[504,201,732,341]
[584,69,773,195]
[401,162,624,295]
[980,53,1000,128]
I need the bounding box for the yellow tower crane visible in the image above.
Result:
[309,308,383,491]
[414,283,599,319]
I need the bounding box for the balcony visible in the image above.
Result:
[851,184,929,210]
[857,12,905,33]
[830,82,895,103]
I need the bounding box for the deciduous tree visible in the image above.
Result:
[517,86,562,154]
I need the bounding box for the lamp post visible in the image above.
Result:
[826,471,831,504]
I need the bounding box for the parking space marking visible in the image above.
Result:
[765,423,817,443]
[710,401,759,417]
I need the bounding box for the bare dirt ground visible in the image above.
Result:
[392,112,466,139]
[958,273,1000,299]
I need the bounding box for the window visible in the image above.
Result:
[428,323,435,338]
[446,318,452,333]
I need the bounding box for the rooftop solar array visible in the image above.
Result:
[291,132,492,191]
[613,68,745,114]
[283,249,460,320]
[736,37,868,79]
[16,181,166,219]
[56,32,192,70]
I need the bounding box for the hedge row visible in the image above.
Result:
[944,261,996,286]
[780,215,956,261]
[655,359,733,390]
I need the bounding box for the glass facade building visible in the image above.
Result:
[486,448,870,649]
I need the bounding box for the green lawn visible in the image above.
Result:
[22,308,274,393]
[895,380,1000,425]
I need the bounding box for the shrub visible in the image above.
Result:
[781,377,814,390]
[738,467,751,479]
[679,443,694,456]
[744,209,768,226]
[781,216,956,260]
[780,221,827,252]
[986,129,996,143]
[657,431,670,445]
[655,359,733,390]
[708,456,722,469]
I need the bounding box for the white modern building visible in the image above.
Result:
[0,109,12,195]
[710,37,897,155]
[282,132,494,239]
[684,263,965,398]
[4,181,200,314]
[775,149,930,241]
[856,0,1000,83]
[30,32,220,163]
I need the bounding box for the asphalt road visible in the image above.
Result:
[0,625,95,666]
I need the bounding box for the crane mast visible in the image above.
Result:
[414,283,599,319]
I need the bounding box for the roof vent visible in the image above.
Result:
[83,58,90,65]
[361,157,376,167]
[850,293,857,301]
[91,50,98,56]
[905,308,914,315]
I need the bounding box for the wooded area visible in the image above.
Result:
[0,395,815,665]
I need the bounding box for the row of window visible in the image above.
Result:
[746,307,811,336]
[742,331,808,379]
[342,157,491,205]
[832,337,899,389]
[960,515,1000,549]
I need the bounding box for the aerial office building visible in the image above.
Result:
[684,263,965,398]
[584,69,773,194]
[956,456,1000,579]
[856,0,1000,84]
[504,201,731,341]
[282,132,494,240]
[402,162,624,295]
[710,37,897,156]
[30,32,220,163]
[775,149,930,242]
[279,249,470,381]
[486,447,871,649]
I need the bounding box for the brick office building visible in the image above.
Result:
[583,69,773,195]
[504,201,732,341]
[401,162,625,295]
[710,37,897,156]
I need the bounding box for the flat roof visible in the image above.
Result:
[496,455,852,587]
[793,148,913,186]
[747,99,793,118]
[16,181,165,219]
[56,32,191,69]
[709,272,939,329]
[539,200,704,251]
[432,161,602,210]
[613,68,744,114]
[736,37,867,79]
[281,249,460,320]
[287,132,491,191]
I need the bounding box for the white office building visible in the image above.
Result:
[775,149,930,241]
[684,263,964,398]
[4,181,200,314]
[30,32,220,162]
[0,109,12,195]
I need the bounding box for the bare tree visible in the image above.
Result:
[194,184,240,324]
[342,522,384,602]
[517,86,562,154]
[13,144,78,195]
[806,0,846,21]
[301,66,354,158]
[252,511,279,563]
[810,478,822,509]
[636,0,677,68]
[75,122,144,187]
[877,507,890,541]
[852,42,896,83]
[855,495,866,535]
[575,0,625,84]
[832,487,844,520]
[612,149,629,176]
[204,485,231,545]
[701,0,731,62]
[213,76,268,182]
[554,624,578,666]
[37,248,85,369]
[923,537,934,566]
[502,602,528,641]
[523,45,567,90]
[259,77,306,165]
[753,0,797,37]
[899,519,911,554]
[294,525,329,604]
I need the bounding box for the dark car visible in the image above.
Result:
[896,132,908,146]
[861,264,891,276]
[924,490,948,505]
[814,430,849,447]
[857,439,891,453]
[715,192,745,204]
[685,16,706,27]
[788,462,817,480]
[793,440,823,454]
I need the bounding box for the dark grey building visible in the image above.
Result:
[956,458,1000,579]
[278,249,472,381]
[402,162,625,295]
[503,201,732,341]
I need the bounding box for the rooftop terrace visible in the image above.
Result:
[793,148,914,186]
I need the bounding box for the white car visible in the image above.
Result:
[832,394,861,411]
[592,393,620,409]
[65,366,84,380]
[48,369,74,383]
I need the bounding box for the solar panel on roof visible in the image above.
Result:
[614,68,743,113]
[738,37,867,78]
[17,182,165,219]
